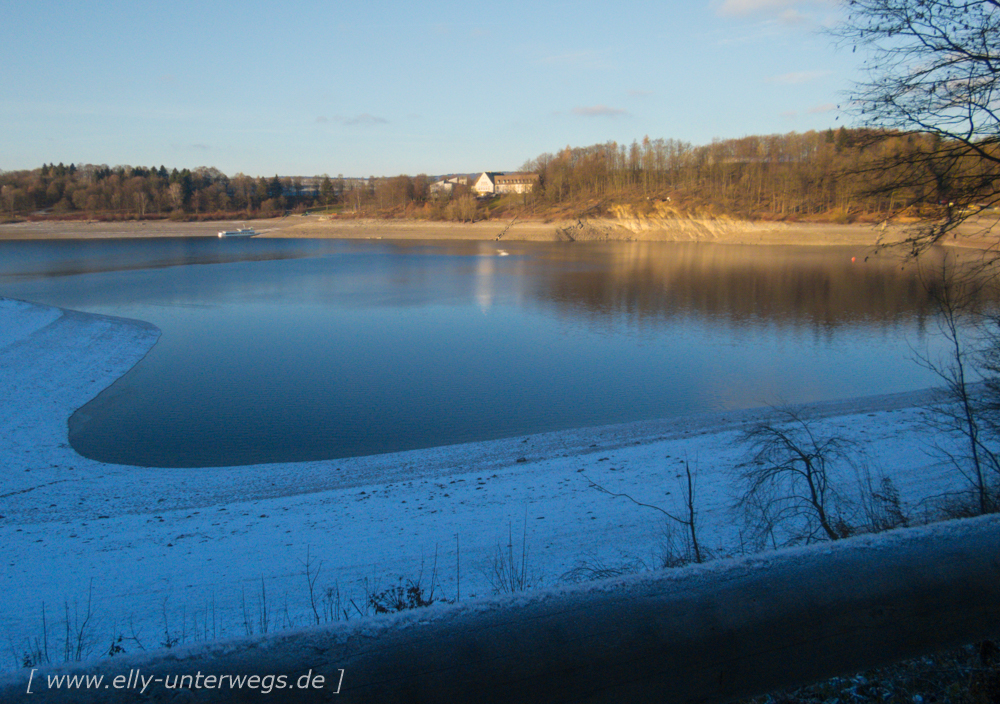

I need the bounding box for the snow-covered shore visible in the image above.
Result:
[0,297,967,671]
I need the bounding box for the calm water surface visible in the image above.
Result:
[0,237,949,467]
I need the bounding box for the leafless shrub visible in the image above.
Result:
[358,550,441,615]
[321,582,348,623]
[914,262,1000,515]
[856,472,909,534]
[586,461,705,565]
[486,518,538,594]
[924,488,999,521]
[303,546,323,625]
[561,557,647,584]
[16,638,47,669]
[63,581,97,662]
[159,597,180,649]
[656,519,706,569]
[367,550,439,614]
[734,409,861,548]
[367,579,435,614]
[240,578,271,637]
[14,603,48,668]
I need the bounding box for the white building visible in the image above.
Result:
[495,172,539,194]
[429,175,469,197]
[472,172,502,196]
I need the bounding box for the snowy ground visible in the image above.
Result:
[0,296,969,672]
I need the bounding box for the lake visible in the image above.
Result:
[0,236,950,467]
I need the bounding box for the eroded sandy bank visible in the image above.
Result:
[3,213,995,249]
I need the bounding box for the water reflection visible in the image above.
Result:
[0,238,957,467]
[525,242,946,330]
[0,236,316,280]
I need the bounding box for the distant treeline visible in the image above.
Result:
[0,164,341,221]
[521,127,998,221]
[2,128,994,222]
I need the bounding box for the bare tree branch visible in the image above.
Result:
[832,0,1000,253]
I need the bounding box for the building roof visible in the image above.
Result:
[495,172,539,182]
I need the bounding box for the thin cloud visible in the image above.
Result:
[809,103,837,114]
[344,113,388,126]
[628,89,654,98]
[320,114,389,127]
[779,8,809,24]
[768,70,832,84]
[717,0,792,16]
[716,0,834,17]
[715,0,841,26]
[572,105,629,118]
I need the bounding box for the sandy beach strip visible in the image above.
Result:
[4,213,995,249]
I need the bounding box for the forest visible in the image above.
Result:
[1,127,996,224]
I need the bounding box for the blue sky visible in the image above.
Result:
[1,0,857,177]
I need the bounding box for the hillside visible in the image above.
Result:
[3,128,993,230]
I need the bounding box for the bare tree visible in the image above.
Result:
[913,261,1000,514]
[734,410,860,547]
[587,461,703,565]
[1,184,20,217]
[833,0,1000,253]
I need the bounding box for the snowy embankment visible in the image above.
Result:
[0,296,976,678]
[3,515,1000,704]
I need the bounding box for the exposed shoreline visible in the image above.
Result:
[2,213,996,250]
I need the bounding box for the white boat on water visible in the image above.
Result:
[217,225,257,238]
